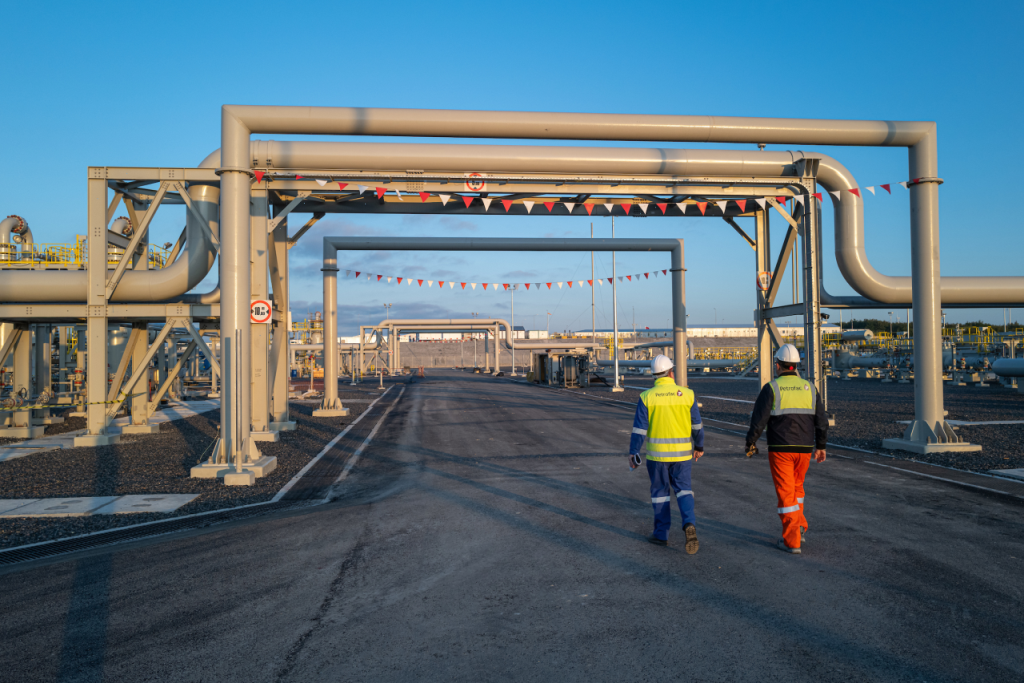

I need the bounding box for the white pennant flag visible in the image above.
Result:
[603,203,614,213]
[829,191,841,201]
[898,181,909,189]
[564,202,576,214]
[618,277,623,283]
[794,195,805,206]
[598,279,603,285]
[357,185,368,194]
[471,283,477,290]
[638,203,649,214]
[315,178,328,187]
[578,281,585,288]
[534,283,541,290]
[524,201,535,213]
[366,273,371,280]
[554,282,562,289]
[635,274,641,281]
[755,198,767,210]
[449,281,455,288]
[395,188,403,200]
[865,186,876,195]
[715,200,728,214]
[439,194,451,206]
[387,277,392,283]
[653,271,659,277]
[345,270,350,276]
[493,283,500,291]
[408,278,412,285]
[482,198,493,211]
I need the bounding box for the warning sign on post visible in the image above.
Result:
[464,173,486,192]
[250,300,272,324]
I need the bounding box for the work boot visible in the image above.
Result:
[683,524,699,555]
[800,526,807,544]
[777,538,801,554]
[647,535,668,547]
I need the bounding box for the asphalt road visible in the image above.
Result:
[2,370,1023,682]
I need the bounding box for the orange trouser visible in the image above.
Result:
[769,451,810,549]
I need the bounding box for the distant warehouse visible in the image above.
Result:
[571,324,840,339]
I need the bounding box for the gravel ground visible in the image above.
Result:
[0,380,404,549]
[568,374,1024,473]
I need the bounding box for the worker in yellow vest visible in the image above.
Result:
[629,355,704,554]
[745,344,828,554]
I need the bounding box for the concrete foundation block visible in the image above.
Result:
[190,461,232,479]
[270,421,297,431]
[882,437,983,454]
[73,432,120,447]
[121,424,162,435]
[250,430,280,443]
[0,425,46,439]
[223,469,256,486]
[36,417,65,425]
[247,455,277,477]
[312,408,350,417]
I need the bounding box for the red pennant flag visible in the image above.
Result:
[607,278,613,284]
[626,275,632,281]
[775,196,787,204]
[462,196,474,208]
[814,193,823,202]
[355,271,361,277]
[439,281,445,289]
[483,283,489,290]
[567,281,573,288]
[296,175,304,180]
[736,199,747,212]
[397,277,403,284]
[254,170,265,183]
[377,274,383,281]
[849,188,861,197]
[657,203,668,214]
[501,199,513,212]
[881,184,891,194]
[587,280,592,286]
[375,187,386,199]
[621,202,632,214]
[525,283,531,290]
[584,203,594,215]
[644,273,649,279]
[461,282,466,289]
[697,202,707,215]
[546,283,552,289]
[543,201,555,212]
[662,269,667,275]
[418,192,430,202]
[503,284,509,291]
[337,182,348,191]
[912,178,921,184]
[417,279,423,286]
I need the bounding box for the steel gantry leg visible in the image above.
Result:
[314,248,349,417]
[249,187,277,443]
[755,209,774,388]
[269,211,295,431]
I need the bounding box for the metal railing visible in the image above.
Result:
[0,240,171,269]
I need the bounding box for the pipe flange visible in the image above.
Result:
[909,177,944,186]
[5,215,26,234]
[321,267,340,272]
[213,167,257,178]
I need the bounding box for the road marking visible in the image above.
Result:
[700,395,755,404]
[271,387,393,502]
[864,461,1024,500]
[326,385,407,500]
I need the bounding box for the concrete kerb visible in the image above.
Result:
[0,388,401,559]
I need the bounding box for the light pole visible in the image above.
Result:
[611,216,622,392]
[888,311,893,339]
[471,312,479,368]
[383,303,392,370]
[510,284,517,376]
[546,311,551,336]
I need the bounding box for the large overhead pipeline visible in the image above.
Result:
[204,139,1022,307]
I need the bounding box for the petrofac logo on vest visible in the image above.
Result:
[780,385,808,392]
[677,390,683,397]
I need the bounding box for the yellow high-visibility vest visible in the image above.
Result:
[640,377,695,462]
[769,375,816,416]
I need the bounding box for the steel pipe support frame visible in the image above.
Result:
[316,256,349,417]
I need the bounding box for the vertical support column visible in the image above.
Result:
[755,209,774,388]
[315,247,348,417]
[6,328,42,437]
[250,188,273,439]
[671,240,687,388]
[484,332,490,373]
[493,323,499,374]
[269,212,294,430]
[75,173,118,447]
[129,322,153,430]
[801,186,824,403]
[33,325,60,425]
[884,138,979,453]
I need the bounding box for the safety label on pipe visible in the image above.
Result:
[250,300,272,324]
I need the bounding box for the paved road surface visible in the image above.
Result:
[2,370,1023,682]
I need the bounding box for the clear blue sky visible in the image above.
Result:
[4,1,1022,334]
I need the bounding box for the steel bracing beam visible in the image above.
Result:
[105,181,170,299]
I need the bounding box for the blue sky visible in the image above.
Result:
[3,1,1022,334]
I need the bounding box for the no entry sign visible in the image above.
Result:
[464,173,486,192]
[250,300,272,324]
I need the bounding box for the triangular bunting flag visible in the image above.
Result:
[849,188,861,197]
[427,281,433,287]
[355,271,361,277]
[461,282,466,289]
[408,278,412,286]
[471,283,477,290]
[865,186,875,195]
[813,193,822,202]
[417,279,423,286]
[438,281,444,288]
[776,196,787,205]
[546,283,552,289]
[644,273,649,279]
[387,277,392,283]
[462,196,474,208]
[567,281,572,288]
[557,282,563,289]
[357,185,368,194]
[598,279,603,285]
[483,283,488,290]
[524,201,535,213]
[419,192,430,202]
[254,170,265,183]
[618,277,623,283]
[755,198,767,210]
[603,203,614,213]
[338,182,348,191]
[638,203,649,214]
[621,202,632,214]
[503,284,509,291]
[345,270,351,276]
[736,199,747,212]
[656,203,668,214]
[525,283,530,290]
[584,203,594,215]
[535,283,541,290]
[564,202,576,214]
[794,195,805,206]
[449,281,455,288]
[439,194,451,206]
[716,200,728,214]
[493,284,499,291]
[662,269,667,275]
[676,202,687,215]
[315,178,328,187]
[653,271,658,277]
[375,187,386,199]
[377,274,383,281]
[607,278,613,284]
[898,181,908,189]
[482,198,493,211]
[626,275,631,281]
[697,202,707,215]
[587,280,592,286]
[830,191,841,201]
[502,199,513,212]
[881,184,891,194]
[397,277,403,284]
[295,175,303,180]
[543,201,555,212]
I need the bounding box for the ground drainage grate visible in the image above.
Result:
[0,500,316,566]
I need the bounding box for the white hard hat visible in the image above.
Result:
[651,354,675,374]
[775,344,801,364]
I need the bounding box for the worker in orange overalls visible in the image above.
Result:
[744,344,828,554]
